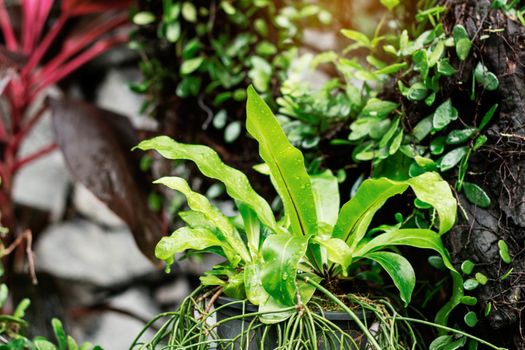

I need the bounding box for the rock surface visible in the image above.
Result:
[35,219,156,286]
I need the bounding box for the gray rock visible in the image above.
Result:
[12,111,70,221]
[155,277,191,306]
[73,183,125,228]
[35,219,156,286]
[95,68,157,131]
[73,288,159,349]
[303,29,337,52]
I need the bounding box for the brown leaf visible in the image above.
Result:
[50,98,162,263]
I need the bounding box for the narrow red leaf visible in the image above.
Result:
[0,0,19,50]
[12,143,58,172]
[36,13,128,80]
[34,34,127,94]
[23,13,69,76]
[62,0,133,16]
[21,0,53,52]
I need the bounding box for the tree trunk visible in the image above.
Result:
[440,1,525,348]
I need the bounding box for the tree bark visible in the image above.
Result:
[439,1,525,348]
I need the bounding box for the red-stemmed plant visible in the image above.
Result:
[0,0,132,234]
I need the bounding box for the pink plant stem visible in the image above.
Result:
[21,0,35,53]
[12,143,58,172]
[23,13,69,77]
[33,35,127,94]
[0,0,18,50]
[36,15,128,80]
[4,83,24,131]
[11,105,46,150]
[0,105,8,141]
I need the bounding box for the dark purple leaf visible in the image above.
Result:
[50,98,162,263]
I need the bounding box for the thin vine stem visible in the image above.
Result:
[392,316,508,350]
[298,275,382,350]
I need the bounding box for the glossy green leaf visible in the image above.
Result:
[412,115,433,141]
[335,173,456,247]
[431,136,446,155]
[437,59,457,76]
[475,272,488,285]
[220,1,236,15]
[473,135,488,151]
[406,82,428,101]
[181,2,197,22]
[154,177,250,263]
[0,284,7,307]
[224,121,241,143]
[13,298,30,318]
[136,136,277,232]
[374,62,407,75]
[244,263,268,305]
[213,110,227,129]
[485,302,492,317]
[52,319,67,350]
[456,38,472,61]
[463,182,491,208]
[365,251,415,305]
[259,272,321,324]
[165,22,181,42]
[429,41,445,67]
[246,86,317,237]
[433,99,458,131]
[261,234,310,306]
[354,228,455,272]
[389,129,403,155]
[237,202,261,257]
[224,272,246,300]
[474,62,499,91]
[439,146,468,171]
[498,240,512,263]
[179,210,216,230]
[461,296,478,306]
[430,335,466,350]
[34,339,57,350]
[453,25,471,61]
[341,29,371,48]
[464,311,478,327]
[446,128,477,144]
[407,172,457,234]
[428,255,447,271]
[333,177,409,248]
[380,0,400,10]
[461,260,475,275]
[180,57,204,75]
[500,268,513,281]
[200,274,226,286]
[133,11,155,25]
[249,57,272,92]
[412,50,429,79]
[256,41,277,56]
[359,98,398,118]
[67,336,79,350]
[463,278,479,290]
[479,104,498,130]
[310,170,340,227]
[315,237,352,272]
[155,226,231,261]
